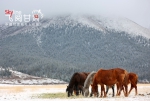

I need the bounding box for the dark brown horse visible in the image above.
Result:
[66,72,89,97]
[92,68,129,97]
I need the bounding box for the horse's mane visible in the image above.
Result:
[84,71,96,88]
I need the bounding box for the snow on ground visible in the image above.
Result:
[0,68,66,84]
[0,84,150,101]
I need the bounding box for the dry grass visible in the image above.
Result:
[37,93,84,99]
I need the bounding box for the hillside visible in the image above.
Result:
[0,67,66,84]
[0,15,150,82]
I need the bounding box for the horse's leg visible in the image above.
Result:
[75,85,79,96]
[78,86,81,95]
[90,92,92,97]
[118,83,123,96]
[73,87,76,96]
[128,84,133,95]
[79,86,82,95]
[101,85,106,97]
[112,85,115,97]
[90,87,93,97]
[100,85,103,97]
[135,85,138,95]
[81,87,84,96]
[119,85,125,96]
[122,86,126,96]
[116,83,120,96]
[124,85,128,97]
[106,86,109,95]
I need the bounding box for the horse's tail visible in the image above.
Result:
[123,70,129,85]
[135,74,138,84]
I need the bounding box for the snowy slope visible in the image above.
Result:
[1,14,150,39]
[0,68,66,84]
[75,15,150,39]
[42,15,150,39]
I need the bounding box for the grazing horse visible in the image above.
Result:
[66,72,89,97]
[83,71,96,97]
[118,72,138,95]
[92,68,129,97]
[107,72,138,96]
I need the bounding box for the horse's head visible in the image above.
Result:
[66,86,73,97]
[83,87,89,97]
[66,86,69,92]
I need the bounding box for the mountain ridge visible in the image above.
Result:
[1,15,150,39]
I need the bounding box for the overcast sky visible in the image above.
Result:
[0,0,150,28]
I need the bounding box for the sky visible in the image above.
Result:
[0,0,150,28]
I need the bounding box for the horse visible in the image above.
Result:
[117,72,138,96]
[107,72,138,96]
[66,72,89,97]
[83,71,96,97]
[128,72,138,95]
[92,68,129,97]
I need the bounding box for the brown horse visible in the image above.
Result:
[66,72,89,97]
[92,68,129,97]
[118,72,138,95]
[128,72,138,95]
[107,72,138,96]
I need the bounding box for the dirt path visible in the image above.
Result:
[0,84,150,101]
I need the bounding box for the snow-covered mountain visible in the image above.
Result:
[0,14,150,82]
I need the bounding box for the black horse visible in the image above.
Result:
[66,72,89,97]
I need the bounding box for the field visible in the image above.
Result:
[0,84,150,101]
